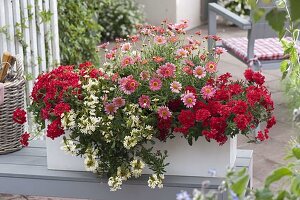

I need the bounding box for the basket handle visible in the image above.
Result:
[14,55,24,80]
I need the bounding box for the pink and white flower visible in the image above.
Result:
[205,61,217,73]
[214,47,227,55]
[149,78,162,91]
[156,63,176,78]
[121,42,132,52]
[119,75,139,94]
[181,92,196,108]
[201,85,216,99]
[105,103,118,115]
[176,48,189,58]
[157,106,172,119]
[170,81,182,93]
[193,66,206,79]
[154,35,167,45]
[113,97,126,108]
[138,95,151,109]
[121,56,134,68]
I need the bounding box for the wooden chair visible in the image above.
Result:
[208,2,300,71]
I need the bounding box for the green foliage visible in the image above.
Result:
[57,0,103,65]
[265,8,287,33]
[96,0,144,42]
[218,0,251,18]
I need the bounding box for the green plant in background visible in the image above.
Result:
[218,0,251,18]
[96,0,144,42]
[57,0,103,65]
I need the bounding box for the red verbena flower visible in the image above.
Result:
[244,69,254,82]
[20,132,30,147]
[196,109,211,121]
[13,108,27,124]
[266,116,276,129]
[47,119,65,140]
[256,131,265,141]
[233,114,250,131]
[53,103,71,117]
[252,72,265,85]
[178,110,195,128]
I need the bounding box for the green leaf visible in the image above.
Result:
[291,176,300,196]
[253,8,266,22]
[276,190,290,200]
[290,0,300,22]
[230,173,249,198]
[265,8,287,33]
[280,60,289,73]
[292,147,300,159]
[255,188,273,200]
[265,167,293,187]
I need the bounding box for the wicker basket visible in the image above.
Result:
[0,56,25,154]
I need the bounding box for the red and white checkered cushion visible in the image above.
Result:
[222,37,300,62]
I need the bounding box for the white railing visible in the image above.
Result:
[0,0,60,105]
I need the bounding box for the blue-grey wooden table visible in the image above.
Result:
[0,141,253,200]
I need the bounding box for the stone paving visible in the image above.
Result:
[1,24,299,199]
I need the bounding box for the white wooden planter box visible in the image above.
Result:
[47,132,237,177]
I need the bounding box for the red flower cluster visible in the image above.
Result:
[171,70,275,145]
[47,119,65,140]
[20,132,30,147]
[12,108,27,124]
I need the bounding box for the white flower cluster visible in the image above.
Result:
[84,148,99,172]
[130,159,145,178]
[108,176,123,191]
[148,174,164,189]
[122,104,153,149]
[61,109,77,130]
[60,138,76,155]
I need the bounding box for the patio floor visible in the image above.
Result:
[1,24,299,200]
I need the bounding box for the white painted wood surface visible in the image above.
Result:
[0,0,60,106]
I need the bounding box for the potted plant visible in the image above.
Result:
[24,21,276,191]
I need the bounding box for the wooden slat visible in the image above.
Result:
[0,155,46,166]
[4,0,16,56]
[28,0,39,79]
[6,147,46,157]
[50,0,60,67]
[12,0,24,57]
[20,0,32,112]
[43,0,53,71]
[36,0,47,73]
[0,0,8,56]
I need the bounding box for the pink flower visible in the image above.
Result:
[156,62,176,78]
[138,95,151,109]
[157,106,172,119]
[121,42,132,52]
[201,85,216,99]
[105,103,118,115]
[215,47,227,55]
[105,50,116,60]
[140,71,150,80]
[154,35,167,45]
[205,61,217,73]
[193,66,206,79]
[119,75,139,94]
[113,97,126,108]
[170,81,182,93]
[121,56,134,68]
[176,48,189,58]
[181,92,196,108]
[149,78,162,91]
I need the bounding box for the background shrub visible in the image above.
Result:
[58,0,103,65]
[218,0,250,18]
[96,0,144,42]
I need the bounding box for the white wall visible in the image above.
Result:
[136,0,177,25]
[176,0,201,29]
[136,0,202,29]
